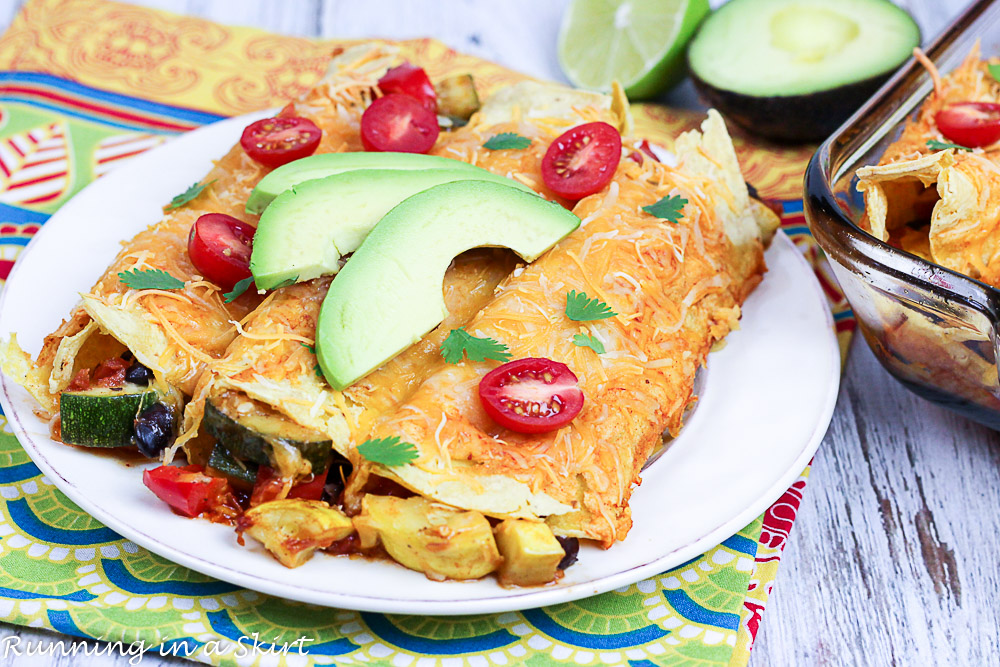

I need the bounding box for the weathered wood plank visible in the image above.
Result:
[750,338,1000,665]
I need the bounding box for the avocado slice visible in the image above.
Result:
[249,168,534,290]
[245,152,488,214]
[316,180,580,390]
[687,0,919,142]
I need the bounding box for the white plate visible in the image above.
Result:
[0,113,841,615]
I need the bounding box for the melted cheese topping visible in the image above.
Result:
[365,115,764,546]
[858,46,1000,287]
[36,46,391,399]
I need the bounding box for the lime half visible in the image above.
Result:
[558,0,710,99]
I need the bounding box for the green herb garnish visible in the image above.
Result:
[223,276,253,303]
[165,180,215,211]
[118,268,184,290]
[572,333,605,354]
[641,194,688,223]
[565,290,616,322]
[927,139,972,152]
[440,328,512,364]
[483,132,532,150]
[988,63,1000,83]
[272,276,299,289]
[357,436,419,466]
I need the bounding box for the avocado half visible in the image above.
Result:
[687,0,920,143]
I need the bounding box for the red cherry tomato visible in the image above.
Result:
[361,94,439,153]
[935,102,1000,148]
[478,358,585,434]
[143,465,232,518]
[378,63,437,113]
[541,122,622,200]
[250,465,329,506]
[239,116,322,168]
[187,213,255,291]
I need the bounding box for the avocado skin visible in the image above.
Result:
[689,66,893,144]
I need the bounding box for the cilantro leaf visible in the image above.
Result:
[272,276,299,289]
[572,332,605,354]
[927,139,972,152]
[483,132,532,150]
[357,436,418,466]
[989,63,1000,83]
[118,268,184,290]
[300,342,316,354]
[565,290,616,321]
[165,179,215,211]
[223,276,254,303]
[440,328,512,364]
[314,363,324,379]
[642,195,688,223]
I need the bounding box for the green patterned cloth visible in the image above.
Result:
[0,425,762,665]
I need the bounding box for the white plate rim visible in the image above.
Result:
[0,112,841,615]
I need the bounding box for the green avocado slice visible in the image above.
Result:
[245,151,489,215]
[249,168,534,290]
[316,180,580,390]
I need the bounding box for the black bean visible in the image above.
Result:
[556,536,579,570]
[321,460,352,506]
[133,403,177,458]
[120,350,134,361]
[124,360,154,386]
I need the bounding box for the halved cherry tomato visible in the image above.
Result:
[187,213,255,291]
[240,116,322,168]
[541,121,622,200]
[143,464,232,518]
[378,63,437,113]
[935,102,1000,148]
[250,465,329,506]
[478,358,585,434]
[360,93,439,153]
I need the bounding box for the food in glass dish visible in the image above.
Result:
[1,43,778,585]
[858,45,1000,286]
[852,45,1000,416]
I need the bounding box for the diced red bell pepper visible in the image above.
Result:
[92,357,129,388]
[250,465,329,506]
[143,465,232,518]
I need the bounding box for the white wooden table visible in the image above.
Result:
[0,1,991,665]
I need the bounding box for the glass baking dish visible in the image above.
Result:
[805,0,1000,430]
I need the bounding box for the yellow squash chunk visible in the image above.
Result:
[494,519,565,586]
[353,495,501,581]
[241,499,354,568]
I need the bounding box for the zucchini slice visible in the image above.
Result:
[207,443,258,490]
[203,399,332,477]
[436,74,480,121]
[60,384,157,447]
